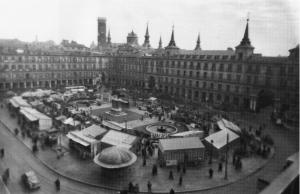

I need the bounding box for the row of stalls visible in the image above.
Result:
[157,118,241,166]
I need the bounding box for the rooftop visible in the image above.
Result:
[159,137,205,152]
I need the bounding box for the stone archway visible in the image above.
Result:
[257,90,275,110]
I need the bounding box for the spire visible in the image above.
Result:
[194,33,201,50]
[239,17,251,46]
[168,25,177,47]
[107,29,111,44]
[143,22,151,48]
[158,36,162,49]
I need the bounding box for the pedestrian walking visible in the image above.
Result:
[209,168,214,178]
[0,148,4,158]
[178,175,182,186]
[147,181,152,192]
[218,162,223,172]
[177,164,181,172]
[128,182,134,192]
[14,128,19,136]
[169,170,174,180]
[182,165,186,174]
[55,178,60,191]
[134,183,139,193]
[169,188,175,194]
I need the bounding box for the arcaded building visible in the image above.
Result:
[106,20,299,113]
[0,48,109,91]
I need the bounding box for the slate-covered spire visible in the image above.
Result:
[158,36,162,49]
[239,18,251,46]
[107,29,111,44]
[143,23,151,48]
[194,33,201,50]
[168,25,176,47]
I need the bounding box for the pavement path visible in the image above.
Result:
[0,115,116,194]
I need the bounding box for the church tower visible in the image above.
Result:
[107,29,111,46]
[194,33,201,50]
[142,23,151,48]
[165,25,179,55]
[235,17,254,59]
[158,36,162,49]
[97,17,107,47]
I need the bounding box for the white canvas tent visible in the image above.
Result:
[204,128,239,150]
[20,107,52,130]
[9,96,31,108]
[100,130,137,149]
[217,118,241,134]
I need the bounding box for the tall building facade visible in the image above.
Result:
[105,20,299,113]
[97,17,107,47]
[0,49,109,91]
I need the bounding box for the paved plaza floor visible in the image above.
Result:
[0,106,275,193]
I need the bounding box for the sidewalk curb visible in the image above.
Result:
[0,118,274,194]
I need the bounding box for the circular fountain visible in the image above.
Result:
[146,123,178,138]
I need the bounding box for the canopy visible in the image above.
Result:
[217,119,241,133]
[102,120,123,131]
[148,97,157,101]
[204,129,239,150]
[63,117,81,126]
[100,130,137,149]
[9,96,31,108]
[20,107,52,130]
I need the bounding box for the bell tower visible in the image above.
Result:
[235,17,254,60]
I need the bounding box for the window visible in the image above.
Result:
[226,85,230,92]
[211,72,215,79]
[203,72,207,79]
[237,64,242,72]
[203,82,207,88]
[255,65,260,73]
[183,71,186,76]
[227,74,232,81]
[236,74,241,82]
[254,76,258,84]
[182,79,186,86]
[189,71,193,77]
[210,83,214,89]
[196,62,201,70]
[204,63,208,70]
[219,64,224,71]
[247,76,251,84]
[247,65,252,73]
[189,80,192,87]
[218,84,222,90]
[177,70,180,76]
[235,86,239,93]
[218,73,223,80]
[196,71,200,77]
[227,64,232,72]
[211,63,216,71]
[196,81,199,87]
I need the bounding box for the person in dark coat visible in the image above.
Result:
[169,188,175,194]
[209,168,214,178]
[218,162,223,172]
[169,170,174,180]
[128,182,134,192]
[147,181,152,192]
[178,175,183,186]
[55,178,60,191]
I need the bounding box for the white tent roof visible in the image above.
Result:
[20,107,51,121]
[102,120,123,131]
[159,137,205,152]
[100,130,137,149]
[9,96,31,108]
[63,117,81,126]
[171,130,203,138]
[148,97,157,101]
[204,129,239,150]
[217,119,241,133]
[81,124,107,139]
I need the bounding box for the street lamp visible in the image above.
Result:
[209,140,214,164]
[224,133,229,180]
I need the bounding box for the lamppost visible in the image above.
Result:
[224,133,229,180]
[209,140,214,164]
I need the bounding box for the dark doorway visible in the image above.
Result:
[148,76,155,90]
[257,90,274,110]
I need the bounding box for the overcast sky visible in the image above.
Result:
[0,0,298,56]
